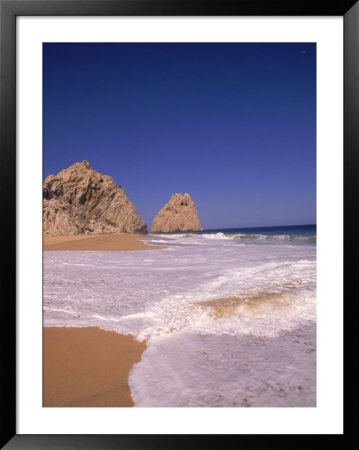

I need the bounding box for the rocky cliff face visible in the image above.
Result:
[151,193,203,233]
[43,160,147,236]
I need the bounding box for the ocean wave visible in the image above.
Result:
[231,234,316,242]
[148,232,316,242]
[200,232,228,240]
[135,286,316,340]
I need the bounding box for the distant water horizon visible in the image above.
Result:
[149,224,316,240]
[204,223,315,230]
[201,223,316,237]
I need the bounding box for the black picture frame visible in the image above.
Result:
[1,0,357,448]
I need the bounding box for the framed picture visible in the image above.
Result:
[1,0,357,448]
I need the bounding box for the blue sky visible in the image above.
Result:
[43,43,316,229]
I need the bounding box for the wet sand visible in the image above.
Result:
[43,232,166,251]
[43,327,147,407]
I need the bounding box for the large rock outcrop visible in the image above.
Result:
[43,160,147,236]
[151,193,203,233]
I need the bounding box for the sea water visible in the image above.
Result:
[43,224,316,407]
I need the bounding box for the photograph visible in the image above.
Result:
[42,42,317,408]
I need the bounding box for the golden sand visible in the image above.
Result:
[43,232,167,251]
[43,327,146,407]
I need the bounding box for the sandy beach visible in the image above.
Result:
[43,232,166,251]
[43,327,147,407]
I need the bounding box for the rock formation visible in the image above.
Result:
[43,160,147,236]
[151,193,203,233]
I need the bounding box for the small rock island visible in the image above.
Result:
[151,193,203,233]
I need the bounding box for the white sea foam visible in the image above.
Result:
[43,231,316,406]
[200,232,228,239]
[130,325,316,407]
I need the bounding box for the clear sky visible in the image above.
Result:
[43,43,316,230]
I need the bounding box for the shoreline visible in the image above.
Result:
[43,326,146,407]
[43,232,167,251]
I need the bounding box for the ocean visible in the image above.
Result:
[43,224,316,407]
